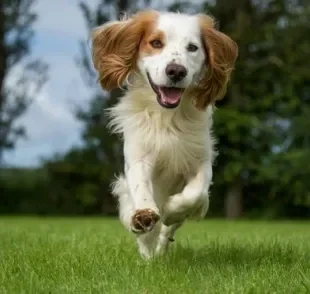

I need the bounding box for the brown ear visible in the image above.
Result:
[91,10,158,91]
[193,15,238,110]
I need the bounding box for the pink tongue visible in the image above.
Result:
[158,87,182,104]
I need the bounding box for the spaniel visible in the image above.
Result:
[91,10,238,259]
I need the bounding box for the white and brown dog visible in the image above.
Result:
[91,10,238,259]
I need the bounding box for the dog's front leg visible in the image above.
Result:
[125,154,160,234]
[162,161,212,226]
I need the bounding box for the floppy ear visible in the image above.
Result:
[193,15,238,110]
[91,11,158,91]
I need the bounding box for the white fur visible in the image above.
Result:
[106,12,217,259]
[138,13,206,89]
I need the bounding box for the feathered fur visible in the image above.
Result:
[91,10,238,259]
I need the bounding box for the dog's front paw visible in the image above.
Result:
[131,209,160,234]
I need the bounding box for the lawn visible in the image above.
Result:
[0,218,309,293]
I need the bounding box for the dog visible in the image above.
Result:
[91,10,238,259]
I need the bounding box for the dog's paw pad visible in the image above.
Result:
[131,209,160,234]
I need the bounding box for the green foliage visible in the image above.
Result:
[0,168,49,214]
[202,0,310,216]
[44,148,117,215]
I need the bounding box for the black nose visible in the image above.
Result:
[165,63,187,83]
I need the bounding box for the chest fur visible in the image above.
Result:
[139,112,209,175]
[108,96,213,175]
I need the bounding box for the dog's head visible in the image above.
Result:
[91,10,238,110]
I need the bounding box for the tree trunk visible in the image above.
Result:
[225,179,243,219]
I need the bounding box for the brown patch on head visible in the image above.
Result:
[91,10,159,91]
[139,29,165,56]
[190,14,238,110]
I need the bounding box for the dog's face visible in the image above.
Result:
[137,13,206,108]
[91,10,238,110]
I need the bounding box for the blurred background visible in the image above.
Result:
[0,0,309,219]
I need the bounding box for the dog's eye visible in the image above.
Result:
[187,43,198,52]
[150,40,163,49]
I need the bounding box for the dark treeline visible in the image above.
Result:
[0,0,309,219]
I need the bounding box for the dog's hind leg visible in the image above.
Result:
[136,223,161,259]
[135,221,183,259]
[154,222,183,255]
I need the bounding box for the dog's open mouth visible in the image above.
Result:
[147,73,184,109]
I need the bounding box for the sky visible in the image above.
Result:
[3,0,99,167]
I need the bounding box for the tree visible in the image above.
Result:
[256,2,310,216]
[44,0,153,215]
[204,0,310,218]
[0,0,48,163]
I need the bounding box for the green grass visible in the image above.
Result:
[0,218,309,293]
